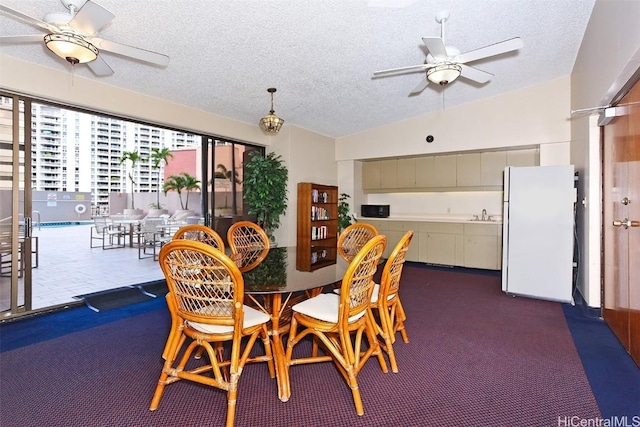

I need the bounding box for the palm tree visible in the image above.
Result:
[213,163,241,208]
[150,147,173,208]
[119,150,144,209]
[163,172,200,210]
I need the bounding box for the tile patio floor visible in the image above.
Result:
[19,224,164,311]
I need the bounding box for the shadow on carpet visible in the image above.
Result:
[137,280,168,298]
[76,286,157,312]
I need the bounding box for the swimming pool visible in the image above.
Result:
[38,221,93,228]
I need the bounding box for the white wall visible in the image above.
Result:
[266,125,336,247]
[571,0,640,308]
[366,191,503,219]
[334,77,571,224]
[335,76,571,160]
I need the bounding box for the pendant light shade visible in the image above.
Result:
[259,88,284,134]
[44,33,98,65]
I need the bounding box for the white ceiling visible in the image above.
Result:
[0,0,596,139]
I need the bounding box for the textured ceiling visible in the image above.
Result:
[0,0,596,138]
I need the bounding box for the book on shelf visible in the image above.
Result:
[311,189,329,203]
[311,225,328,240]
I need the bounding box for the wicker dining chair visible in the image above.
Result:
[337,222,379,263]
[172,224,225,251]
[150,240,275,427]
[227,221,270,272]
[370,230,414,373]
[285,234,388,416]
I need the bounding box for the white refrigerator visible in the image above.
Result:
[501,165,576,303]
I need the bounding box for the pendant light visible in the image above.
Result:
[259,87,284,134]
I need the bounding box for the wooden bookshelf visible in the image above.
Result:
[296,182,338,271]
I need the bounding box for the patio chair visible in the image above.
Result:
[337,223,379,263]
[150,240,275,427]
[90,216,126,250]
[137,218,168,260]
[284,234,388,416]
[172,224,224,251]
[227,221,270,272]
[369,230,413,373]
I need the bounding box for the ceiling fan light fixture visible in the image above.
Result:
[427,63,461,86]
[44,33,98,65]
[259,88,284,134]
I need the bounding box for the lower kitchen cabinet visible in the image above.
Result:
[358,219,502,270]
[463,223,502,270]
[418,222,464,266]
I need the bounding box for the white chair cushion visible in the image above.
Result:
[292,293,366,324]
[187,305,269,334]
[334,282,396,304]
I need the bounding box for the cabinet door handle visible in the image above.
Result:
[612,218,640,229]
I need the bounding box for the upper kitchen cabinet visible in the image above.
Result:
[362,161,382,190]
[397,158,416,188]
[507,148,539,167]
[380,159,398,189]
[480,151,507,186]
[456,153,481,187]
[415,155,457,188]
[362,159,398,190]
[362,147,538,193]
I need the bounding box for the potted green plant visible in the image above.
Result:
[338,193,357,232]
[243,151,288,239]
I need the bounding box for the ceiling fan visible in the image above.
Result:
[373,10,523,95]
[0,0,169,76]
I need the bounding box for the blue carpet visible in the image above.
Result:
[562,303,640,417]
[0,296,167,353]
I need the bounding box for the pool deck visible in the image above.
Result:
[21,224,164,310]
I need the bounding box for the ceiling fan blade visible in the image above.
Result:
[454,37,524,64]
[0,4,57,33]
[409,77,429,95]
[0,34,45,43]
[87,55,114,76]
[422,37,447,59]
[90,37,169,67]
[69,0,115,35]
[459,64,494,84]
[373,63,430,76]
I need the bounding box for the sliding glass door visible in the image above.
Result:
[0,93,34,318]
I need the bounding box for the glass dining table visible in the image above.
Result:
[237,246,347,403]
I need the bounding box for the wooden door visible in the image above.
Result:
[602,80,640,367]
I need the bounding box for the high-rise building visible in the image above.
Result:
[27,102,199,209]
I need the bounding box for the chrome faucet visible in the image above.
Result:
[481,209,487,221]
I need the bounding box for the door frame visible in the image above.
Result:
[1,92,34,318]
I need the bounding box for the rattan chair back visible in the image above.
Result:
[373,230,413,373]
[227,221,270,272]
[151,239,274,427]
[285,234,388,416]
[337,223,379,263]
[172,224,224,251]
[339,233,386,323]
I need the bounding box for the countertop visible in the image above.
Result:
[356,214,503,225]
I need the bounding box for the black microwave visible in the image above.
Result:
[361,204,390,218]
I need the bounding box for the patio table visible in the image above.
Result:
[111,219,141,248]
